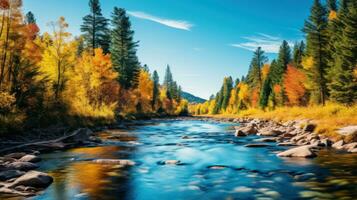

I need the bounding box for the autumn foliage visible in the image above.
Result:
[283,65,307,106]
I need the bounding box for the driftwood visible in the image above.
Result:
[0,128,93,155]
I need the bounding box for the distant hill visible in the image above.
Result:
[181,91,206,104]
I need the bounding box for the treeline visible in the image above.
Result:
[190,0,357,115]
[0,0,187,133]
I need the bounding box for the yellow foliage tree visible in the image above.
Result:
[136,69,154,113]
[39,17,77,100]
[64,48,119,119]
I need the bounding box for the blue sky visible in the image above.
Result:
[23,0,313,99]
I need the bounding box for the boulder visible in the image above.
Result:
[258,128,283,137]
[244,143,270,148]
[0,170,25,181]
[234,130,247,137]
[18,155,41,163]
[332,140,345,149]
[343,142,357,153]
[303,123,316,132]
[254,137,277,142]
[277,145,317,158]
[235,125,257,135]
[6,162,39,171]
[92,159,135,166]
[337,126,357,136]
[9,171,53,189]
[4,152,27,160]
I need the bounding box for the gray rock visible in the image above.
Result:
[258,128,283,136]
[244,143,270,147]
[18,155,41,163]
[9,171,53,189]
[4,153,27,160]
[332,140,345,149]
[277,142,297,146]
[303,123,316,132]
[234,130,247,137]
[6,162,39,171]
[277,145,317,158]
[343,142,357,152]
[163,160,181,165]
[254,137,277,142]
[92,159,135,166]
[337,126,357,136]
[0,170,25,181]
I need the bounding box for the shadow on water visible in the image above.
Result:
[29,119,357,200]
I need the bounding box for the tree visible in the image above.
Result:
[163,65,174,99]
[283,65,307,106]
[136,69,154,113]
[110,7,140,89]
[152,70,160,110]
[81,0,110,55]
[25,11,36,24]
[303,0,329,105]
[246,47,268,89]
[260,77,272,109]
[328,0,357,104]
[293,41,305,67]
[39,17,77,100]
[270,40,291,85]
[221,76,233,110]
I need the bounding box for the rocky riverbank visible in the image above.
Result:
[0,128,104,197]
[196,116,357,157]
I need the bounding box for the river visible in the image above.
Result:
[31,119,357,200]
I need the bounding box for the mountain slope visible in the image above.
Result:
[181,91,206,104]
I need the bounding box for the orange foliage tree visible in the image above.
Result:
[283,64,307,106]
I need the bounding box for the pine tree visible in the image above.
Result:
[163,65,174,99]
[25,11,36,24]
[328,0,357,104]
[110,7,140,89]
[152,70,160,110]
[259,77,272,109]
[246,47,268,89]
[270,40,291,85]
[81,0,110,55]
[293,41,305,67]
[221,76,233,110]
[303,0,329,105]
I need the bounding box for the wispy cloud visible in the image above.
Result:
[127,11,193,31]
[231,33,293,53]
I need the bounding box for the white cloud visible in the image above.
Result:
[231,33,293,53]
[127,11,193,31]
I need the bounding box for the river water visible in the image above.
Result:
[31,119,357,200]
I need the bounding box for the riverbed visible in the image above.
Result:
[31,119,357,199]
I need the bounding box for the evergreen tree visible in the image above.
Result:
[177,86,182,102]
[221,76,233,110]
[328,0,357,104]
[25,11,36,24]
[152,70,160,110]
[303,0,329,105]
[293,41,305,67]
[163,65,174,99]
[81,0,110,55]
[110,7,140,89]
[327,0,337,12]
[246,47,268,89]
[259,77,272,109]
[234,78,240,87]
[270,40,291,85]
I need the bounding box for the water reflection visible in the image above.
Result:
[29,120,357,200]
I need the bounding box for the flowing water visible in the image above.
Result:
[30,119,357,200]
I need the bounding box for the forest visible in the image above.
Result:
[190,0,357,120]
[0,0,188,134]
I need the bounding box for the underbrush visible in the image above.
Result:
[202,103,357,140]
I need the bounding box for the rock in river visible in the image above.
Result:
[0,170,25,181]
[244,143,270,148]
[6,162,39,171]
[92,159,136,166]
[8,171,53,189]
[18,155,41,163]
[277,145,317,158]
